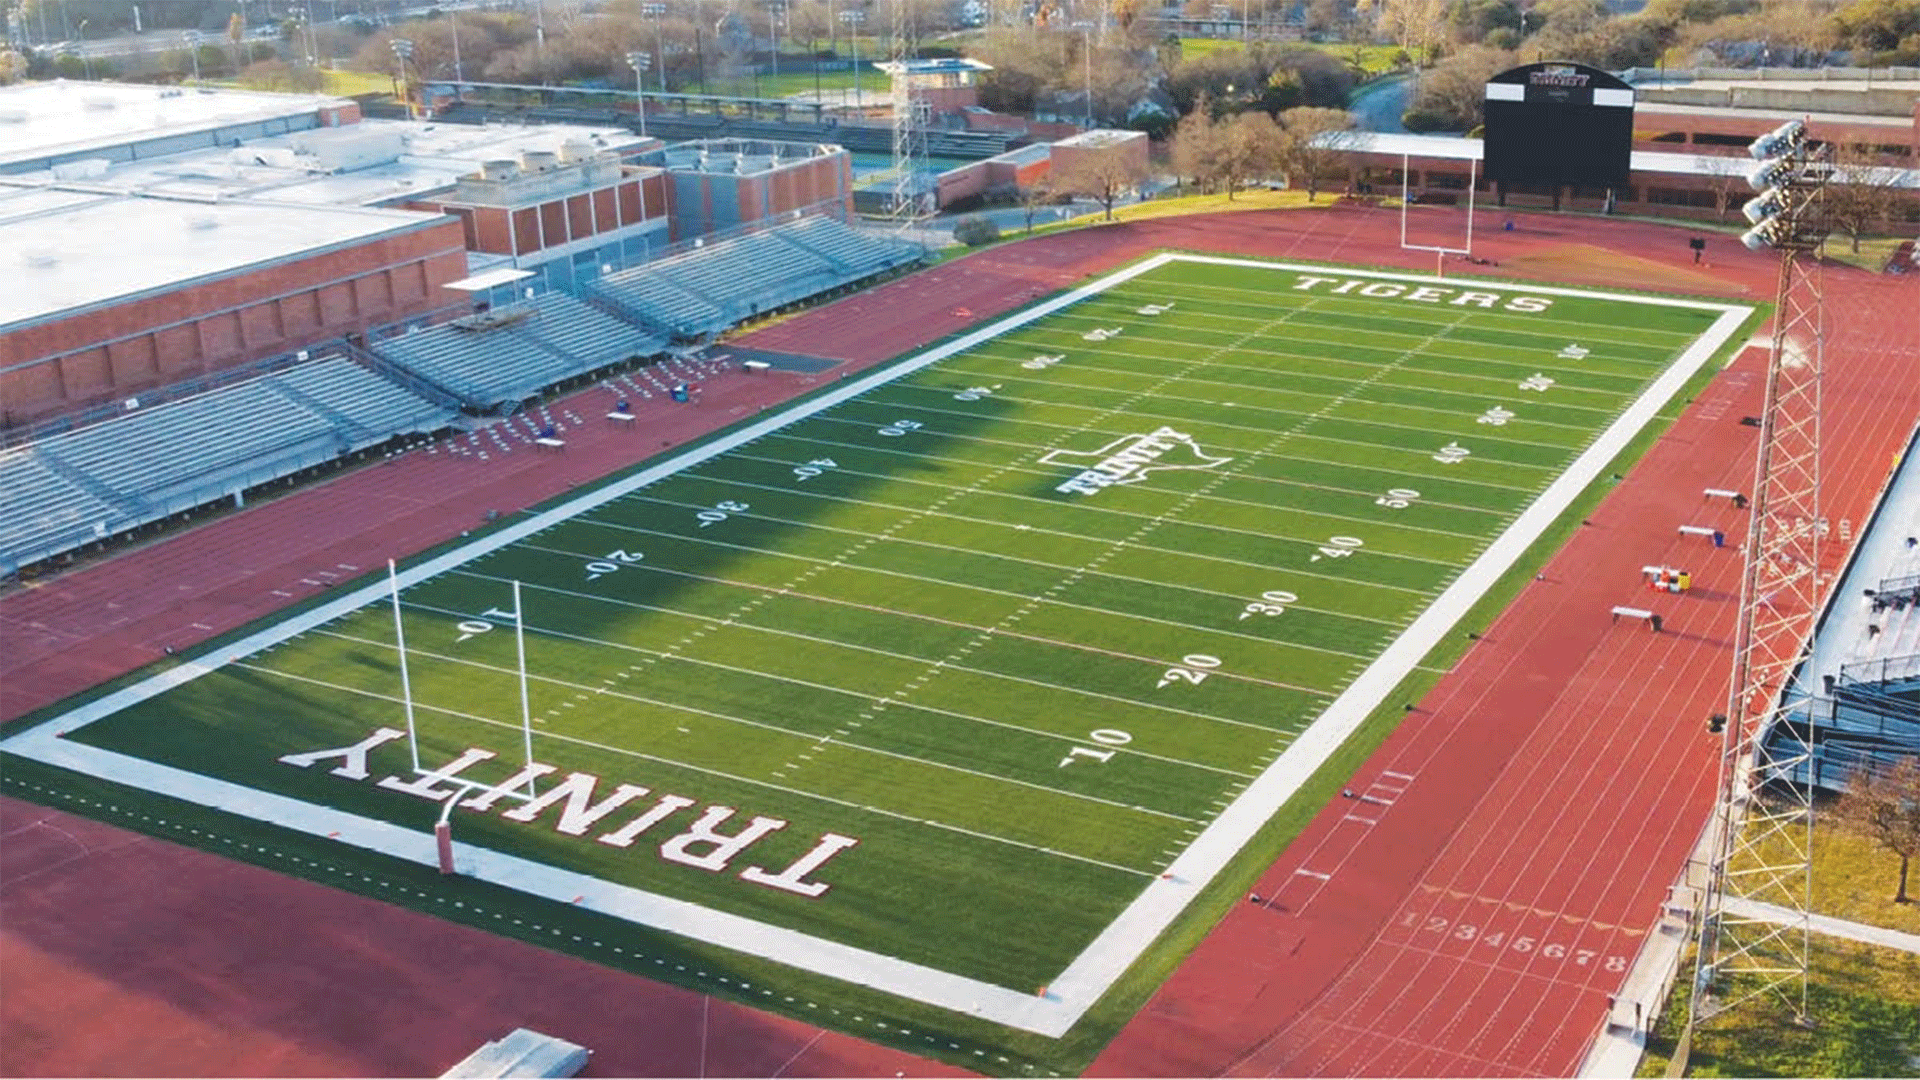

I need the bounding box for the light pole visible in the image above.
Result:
[626,50,651,137]
[448,6,462,91]
[837,6,863,109]
[75,17,92,79]
[185,28,202,83]
[1083,27,1092,127]
[767,0,783,86]
[390,35,414,118]
[642,2,666,92]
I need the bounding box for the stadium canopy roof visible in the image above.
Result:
[444,267,536,292]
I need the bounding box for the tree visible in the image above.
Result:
[1169,99,1224,192]
[1402,43,1514,131]
[1213,110,1287,198]
[1693,154,1748,222]
[1021,177,1062,233]
[1835,755,1920,903]
[786,0,833,53]
[1357,0,1448,66]
[1825,145,1911,254]
[1051,144,1150,220]
[1277,105,1356,200]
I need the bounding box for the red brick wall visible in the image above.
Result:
[1,219,467,428]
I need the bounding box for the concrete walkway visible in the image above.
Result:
[1723,895,1920,955]
[1578,887,1920,1078]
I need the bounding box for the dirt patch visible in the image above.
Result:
[1499,241,1748,296]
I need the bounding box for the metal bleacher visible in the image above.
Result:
[0,355,455,576]
[590,214,924,340]
[372,294,666,411]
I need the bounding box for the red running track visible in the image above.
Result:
[1088,242,1920,1074]
[4,203,1914,1076]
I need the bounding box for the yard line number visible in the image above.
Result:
[792,458,838,481]
[953,386,997,402]
[1375,487,1421,509]
[1158,653,1221,689]
[1058,728,1132,768]
[1239,589,1298,621]
[584,548,646,581]
[454,606,521,643]
[877,419,925,437]
[1311,536,1364,562]
[697,500,750,527]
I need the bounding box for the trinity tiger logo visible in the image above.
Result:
[1040,426,1233,496]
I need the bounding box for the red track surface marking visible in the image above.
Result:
[5,204,1915,1076]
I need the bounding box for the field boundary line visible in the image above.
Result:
[0,255,1754,1040]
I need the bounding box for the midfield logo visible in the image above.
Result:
[1041,426,1232,496]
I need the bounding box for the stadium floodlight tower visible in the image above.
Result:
[887,0,930,223]
[1689,117,1831,1032]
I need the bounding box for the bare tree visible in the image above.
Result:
[1277,105,1356,201]
[1051,145,1150,220]
[1403,43,1515,131]
[1216,110,1287,199]
[1357,0,1448,66]
[1695,153,1749,223]
[786,0,833,52]
[1834,755,1920,904]
[1169,99,1224,193]
[1021,176,1061,233]
[1825,145,1910,254]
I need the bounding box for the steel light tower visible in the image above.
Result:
[626,50,651,137]
[1690,117,1832,1030]
[838,6,864,108]
[642,2,667,92]
[390,35,415,118]
[886,0,928,222]
[184,28,203,83]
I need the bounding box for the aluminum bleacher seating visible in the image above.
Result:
[0,451,122,573]
[590,215,925,342]
[371,297,667,410]
[0,356,455,577]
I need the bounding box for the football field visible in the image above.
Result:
[5,254,1753,1039]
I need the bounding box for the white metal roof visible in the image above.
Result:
[0,80,351,171]
[0,188,450,331]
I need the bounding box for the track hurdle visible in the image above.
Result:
[1679,524,1725,547]
[1611,605,1664,632]
[1703,487,1749,508]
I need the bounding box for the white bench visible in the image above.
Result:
[605,411,635,423]
[742,360,771,373]
[534,437,566,451]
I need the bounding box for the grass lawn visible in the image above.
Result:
[5,253,1755,1072]
[320,67,399,97]
[1637,935,1920,1077]
[1172,36,1410,77]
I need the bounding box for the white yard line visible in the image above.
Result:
[514,531,1395,663]
[1,253,1754,1039]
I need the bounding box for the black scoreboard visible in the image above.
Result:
[1482,62,1635,188]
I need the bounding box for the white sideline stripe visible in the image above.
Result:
[0,253,1754,1039]
[6,734,1064,1025]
